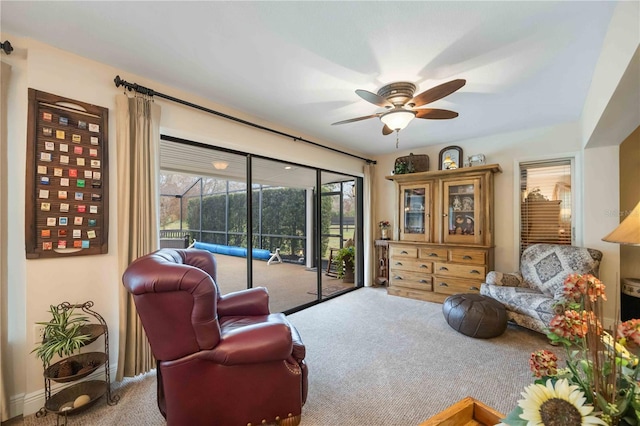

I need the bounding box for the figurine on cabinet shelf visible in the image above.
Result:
[462,216,475,235]
[452,196,462,211]
[453,215,465,234]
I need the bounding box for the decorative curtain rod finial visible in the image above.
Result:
[1,40,13,55]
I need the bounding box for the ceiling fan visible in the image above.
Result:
[332,79,466,140]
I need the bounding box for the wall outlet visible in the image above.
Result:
[33,324,46,344]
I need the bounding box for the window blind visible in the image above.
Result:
[520,160,572,255]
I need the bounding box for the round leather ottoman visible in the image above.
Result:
[442,293,507,338]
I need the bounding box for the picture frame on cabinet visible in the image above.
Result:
[438,146,462,170]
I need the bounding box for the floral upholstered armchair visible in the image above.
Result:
[480,244,603,334]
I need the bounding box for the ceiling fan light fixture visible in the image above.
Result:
[380,110,416,131]
[212,161,229,170]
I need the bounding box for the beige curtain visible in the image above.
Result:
[1,61,12,422]
[363,163,375,287]
[115,93,161,380]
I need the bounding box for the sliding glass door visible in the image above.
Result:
[159,136,363,313]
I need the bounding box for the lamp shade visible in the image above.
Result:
[380,110,416,131]
[602,200,640,245]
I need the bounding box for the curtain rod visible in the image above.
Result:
[113,75,376,164]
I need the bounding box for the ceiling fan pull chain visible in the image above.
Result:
[396,130,399,149]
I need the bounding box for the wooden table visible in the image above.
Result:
[419,397,504,426]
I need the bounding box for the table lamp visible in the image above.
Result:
[602,200,640,321]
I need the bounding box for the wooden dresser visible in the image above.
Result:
[386,164,501,303]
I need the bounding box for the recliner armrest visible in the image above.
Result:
[218,287,270,316]
[200,322,293,365]
[485,271,525,287]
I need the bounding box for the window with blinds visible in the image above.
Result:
[520,160,573,255]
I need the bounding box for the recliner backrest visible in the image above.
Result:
[519,244,603,297]
[122,248,222,361]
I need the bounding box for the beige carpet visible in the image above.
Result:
[23,288,554,425]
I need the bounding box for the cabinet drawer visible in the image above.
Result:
[449,249,486,265]
[389,271,432,291]
[390,246,418,258]
[433,277,482,295]
[419,247,448,261]
[434,262,486,280]
[390,259,432,273]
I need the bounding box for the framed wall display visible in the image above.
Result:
[25,89,109,258]
[438,146,463,170]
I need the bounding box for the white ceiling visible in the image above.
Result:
[1,1,618,156]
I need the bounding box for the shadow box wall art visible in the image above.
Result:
[25,89,109,258]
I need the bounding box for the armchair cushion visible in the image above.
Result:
[520,244,602,297]
[480,244,602,335]
[485,271,525,287]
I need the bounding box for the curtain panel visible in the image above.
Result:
[1,60,12,422]
[115,94,161,380]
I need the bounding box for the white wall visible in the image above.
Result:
[1,34,367,417]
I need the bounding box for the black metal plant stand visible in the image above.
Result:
[35,301,119,425]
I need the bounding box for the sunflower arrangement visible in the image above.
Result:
[501,274,640,426]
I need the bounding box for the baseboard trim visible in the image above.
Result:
[19,364,117,417]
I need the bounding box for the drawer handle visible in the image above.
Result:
[400,250,408,254]
[419,280,428,284]
[439,266,449,271]
[394,276,403,280]
[439,282,449,287]
[470,270,481,274]
[419,264,428,268]
[463,255,472,260]
[470,286,480,291]
[428,253,438,257]
[395,262,403,266]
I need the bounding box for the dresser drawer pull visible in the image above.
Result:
[428,253,438,257]
[470,286,480,291]
[419,280,428,284]
[395,262,403,266]
[439,266,449,271]
[394,276,403,280]
[470,270,481,274]
[463,255,472,260]
[419,264,428,268]
[439,282,449,287]
[400,250,409,254]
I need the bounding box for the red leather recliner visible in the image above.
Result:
[122,248,308,426]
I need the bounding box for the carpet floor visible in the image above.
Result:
[23,287,554,425]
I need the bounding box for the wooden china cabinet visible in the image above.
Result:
[385,164,501,303]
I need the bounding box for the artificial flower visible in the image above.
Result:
[518,379,607,426]
[548,310,586,341]
[503,274,640,426]
[379,220,390,229]
[529,350,558,378]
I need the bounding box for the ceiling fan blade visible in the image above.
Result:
[409,79,466,107]
[382,125,394,135]
[331,114,380,125]
[355,89,393,108]
[415,108,459,119]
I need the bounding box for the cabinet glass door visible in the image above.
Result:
[443,178,481,244]
[400,184,430,242]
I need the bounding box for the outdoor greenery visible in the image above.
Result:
[186,186,333,257]
[334,245,355,278]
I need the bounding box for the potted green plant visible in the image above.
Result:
[335,245,355,283]
[32,304,92,378]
